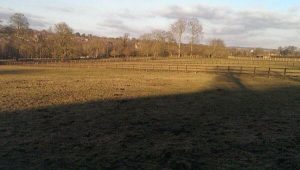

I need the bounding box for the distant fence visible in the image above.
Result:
[0,57,155,64]
[228,56,300,62]
[1,57,300,68]
[2,55,300,64]
[2,61,300,79]
[105,63,300,79]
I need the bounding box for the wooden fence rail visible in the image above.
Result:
[1,57,300,68]
[3,62,300,79]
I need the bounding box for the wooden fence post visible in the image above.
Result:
[268,67,271,78]
[227,66,230,73]
[253,67,256,77]
[283,68,287,79]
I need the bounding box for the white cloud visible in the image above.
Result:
[0,6,50,29]
[156,4,300,48]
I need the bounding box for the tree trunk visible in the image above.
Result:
[178,43,181,58]
[190,42,193,57]
[178,35,182,58]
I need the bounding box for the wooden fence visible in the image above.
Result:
[2,61,300,79]
[106,63,299,79]
[228,56,300,62]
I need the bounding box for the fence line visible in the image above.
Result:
[109,63,299,79]
[228,56,300,62]
[1,59,299,69]
[1,56,300,65]
[3,61,300,79]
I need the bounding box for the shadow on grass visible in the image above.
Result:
[286,76,300,83]
[0,73,300,169]
[0,68,43,75]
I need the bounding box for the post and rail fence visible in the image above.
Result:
[1,59,300,79]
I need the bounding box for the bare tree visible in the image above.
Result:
[0,19,3,31]
[53,22,73,60]
[139,30,175,57]
[34,31,52,59]
[139,33,153,57]
[122,33,132,57]
[54,22,73,35]
[278,46,298,56]
[9,13,29,34]
[209,39,226,58]
[151,30,169,57]
[164,31,176,57]
[188,18,203,57]
[123,33,130,48]
[171,18,187,58]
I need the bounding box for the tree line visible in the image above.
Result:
[0,13,229,60]
[0,13,299,60]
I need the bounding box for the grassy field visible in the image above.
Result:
[1,65,300,169]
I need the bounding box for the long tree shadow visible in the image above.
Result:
[0,74,300,169]
[217,72,251,91]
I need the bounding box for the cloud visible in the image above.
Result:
[158,4,233,21]
[0,6,13,21]
[0,6,50,29]
[45,6,76,13]
[159,4,300,31]
[97,19,143,37]
[156,4,300,47]
[95,4,300,48]
[114,9,139,19]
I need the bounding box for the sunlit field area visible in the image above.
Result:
[1,65,299,169]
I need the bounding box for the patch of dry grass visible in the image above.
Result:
[0,66,215,112]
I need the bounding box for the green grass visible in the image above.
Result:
[0,65,300,169]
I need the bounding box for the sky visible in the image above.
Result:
[1,0,300,48]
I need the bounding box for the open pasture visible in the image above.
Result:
[0,65,300,169]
